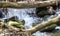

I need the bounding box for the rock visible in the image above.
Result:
[18,20,25,25]
[0,10,3,18]
[9,20,25,28]
[36,10,50,17]
[4,16,18,23]
[36,6,56,17]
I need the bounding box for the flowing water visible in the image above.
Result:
[0,8,60,36]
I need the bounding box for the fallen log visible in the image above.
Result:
[0,0,60,8]
[26,15,60,34]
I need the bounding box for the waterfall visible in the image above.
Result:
[7,8,47,36]
[6,8,41,29]
[0,7,60,36]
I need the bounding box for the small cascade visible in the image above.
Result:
[7,8,46,36]
[0,7,60,36]
[7,8,42,29]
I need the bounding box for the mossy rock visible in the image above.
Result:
[36,10,50,17]
[18,20,25,25]
[9,20,25,28]
[12,23,24,28]
[40,24,57,32]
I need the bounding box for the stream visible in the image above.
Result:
[0,7,60,36]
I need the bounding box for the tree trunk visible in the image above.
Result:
[0,0,60,8]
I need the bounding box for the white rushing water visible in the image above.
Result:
[7,8,43,29]
[7,8,47,36]
[0,8,60,36]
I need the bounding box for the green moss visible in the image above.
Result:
[38,10,48,15]
[18,20,25,25]
[10,20,25,28]
[40,24,57,32]
[37,10,50,17]
[12,23,24,28]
